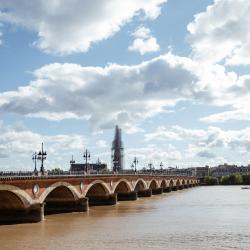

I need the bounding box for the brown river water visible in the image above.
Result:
[0,186,250,250]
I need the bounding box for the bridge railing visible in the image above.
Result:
[0,171,34,177]
[0,170,194,180]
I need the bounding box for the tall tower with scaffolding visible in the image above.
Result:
[111,125,124,172]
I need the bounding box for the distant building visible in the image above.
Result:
[70,158,107,172]
[164,167,193,176]
[111,125,124,172]
[210,163,250,177]
[192,166,209,178]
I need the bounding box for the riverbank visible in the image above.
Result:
[203,173,250,185]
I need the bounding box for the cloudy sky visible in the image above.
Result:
[1,0,250,171]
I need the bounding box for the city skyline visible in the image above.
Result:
[1,0,250,170]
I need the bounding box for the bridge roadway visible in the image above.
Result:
[0,174,198,224]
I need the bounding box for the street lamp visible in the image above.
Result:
[148,161,153,173]
[70,155,75,165]
[160,162,164,173]
[37,143,47,175]
[32,152,38,175]
[69,155,75,173]
[133,157,138,173]
[96,158,102,173]
[83,149,90,173]
[130,163,135,172]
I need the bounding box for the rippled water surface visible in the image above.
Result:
[1,186,250,250]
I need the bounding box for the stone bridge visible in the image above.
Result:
[0,174,198,224]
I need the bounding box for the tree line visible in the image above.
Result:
[204,174,250,185]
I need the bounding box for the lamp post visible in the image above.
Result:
[83,149,90,173]
[37,143,47,175]
[133,157,138,173]
[160,162,164,173]
[70,155,75,165]
[96,158,101,173]
[131,163,135,172]
[148,161,153,173]
[32,152,38,175]
[69,155,75,173]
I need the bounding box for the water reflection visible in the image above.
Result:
[0,187,250,250]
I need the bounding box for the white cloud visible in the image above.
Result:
[126,144,182,165]
[201,74,250,123]
[197,150,215,159]
[0,0,166,55]
[183,0,250,123]
[187,0,250,65]
[0,121,86,159]
[145,126,180,141]
[128,26,160,55]
[0,52,240,132]
[201,109,250,123]
[145,125,206,142]
[96,139,108,148]
[144,125,250,162]
[172,125,207,139]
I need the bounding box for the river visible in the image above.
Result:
[0,186,250,250]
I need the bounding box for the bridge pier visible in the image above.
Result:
[163,187,172,193]
[88,194,117,206]
[137,189,152,197]
[117,191,137,201]
[152,187,163,195]
[0,203,44,224]
[45,198,88,214]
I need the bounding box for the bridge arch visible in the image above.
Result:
[39,182,84,215]
[39,181,81,203]
[168,179,174,187]
[113,179,133,193]
[175,179,181,187]
[84,180,111,197]
[0,184,33,208]
[149,179,159,189]
[134,179,147,191]
[160,179,167,189]
[84,180,115,206]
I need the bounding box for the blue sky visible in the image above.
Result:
[1,0,250,171]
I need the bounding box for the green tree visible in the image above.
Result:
[49,168,63,175]
[221,174,243,185]
[204,176,219,185]
[99,167,109,174]
[220,175,230,185]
